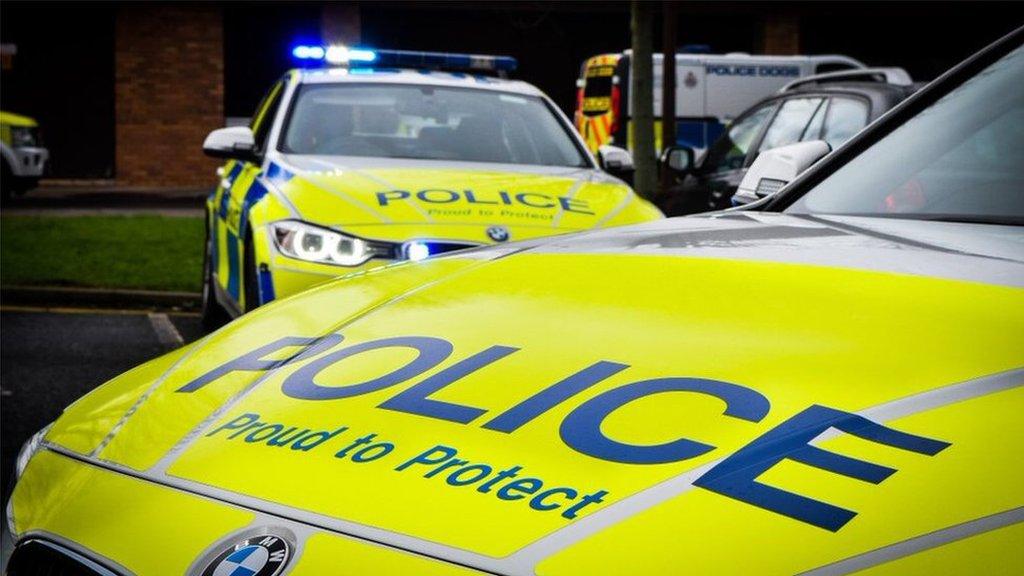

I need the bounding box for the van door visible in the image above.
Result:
[676,62,709,149]
[576,55,621,153]
[702,58,802,120]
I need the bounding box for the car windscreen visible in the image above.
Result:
[280,83,589,168]
[787,44,1024,226]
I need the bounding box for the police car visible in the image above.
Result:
[1,111,48,199]
[6,28,1024,575]
[199,47,662,328]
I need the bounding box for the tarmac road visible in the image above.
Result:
[0,307,204,563]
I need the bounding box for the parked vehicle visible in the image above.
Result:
[8,27,1024,576]
[0,110,48,199]
[656,68,919,215]
[200,46,661,327]
[574,51,864,154]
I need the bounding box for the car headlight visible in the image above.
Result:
[271,220,394,266]
[9,126,38,148]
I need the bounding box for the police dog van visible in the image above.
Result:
[574,51,864,153]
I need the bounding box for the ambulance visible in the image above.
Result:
[574,51,864,153]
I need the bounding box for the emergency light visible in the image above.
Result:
[292,44,376,63]
[291,44,517,73]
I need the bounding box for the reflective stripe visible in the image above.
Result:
[218,188,231,219]
[301,158,398,223]
[210,207,220,274]
[798,507,1024,576]
[550,179,585,228]
[218,163,243,219]
[89,343,207,458]
[505,366,1024,569]
[240,179,269,239]
[226,230,240,300]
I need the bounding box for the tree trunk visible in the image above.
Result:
[630,0,656,200]
[659,1,677,199]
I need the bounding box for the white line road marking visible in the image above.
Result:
[147,312,184,349]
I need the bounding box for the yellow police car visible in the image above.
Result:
[1,111,48,199]
[200,47,661,327]
[6,30,1024,575]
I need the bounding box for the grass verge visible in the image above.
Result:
[1,215,204,292]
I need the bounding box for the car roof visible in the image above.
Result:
[294,67,545,97]
[761,81,917,120]
[762,26,1023,212]
[787,81,917,100]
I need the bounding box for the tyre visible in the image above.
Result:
[200,218,231,332]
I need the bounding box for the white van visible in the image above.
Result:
[574,51,865,153]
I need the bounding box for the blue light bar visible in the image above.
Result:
[370,49,517,72]
[292,45,325,60]
[290,44,516,73]
[348,49,378,62]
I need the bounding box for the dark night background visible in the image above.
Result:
[1,1,1022,181]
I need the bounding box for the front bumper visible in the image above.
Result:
[8,146,48,178]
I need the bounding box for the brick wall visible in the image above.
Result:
[115,4,223,188]
[761,14,800,55]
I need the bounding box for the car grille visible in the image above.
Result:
[6,539,123,576]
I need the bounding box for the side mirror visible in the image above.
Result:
[733,140,831,206]
[597,145,634,175]
[203,126,258,162]
[660,145,695,174]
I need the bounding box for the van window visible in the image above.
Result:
[759,97,825,153]
[582,65,616,116]
[584,76,613,99]
[821,97,869,148]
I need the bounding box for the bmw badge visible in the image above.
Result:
[200,534,291,576]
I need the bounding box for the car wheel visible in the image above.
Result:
[243,232,261,314]
[200,218,231,332]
